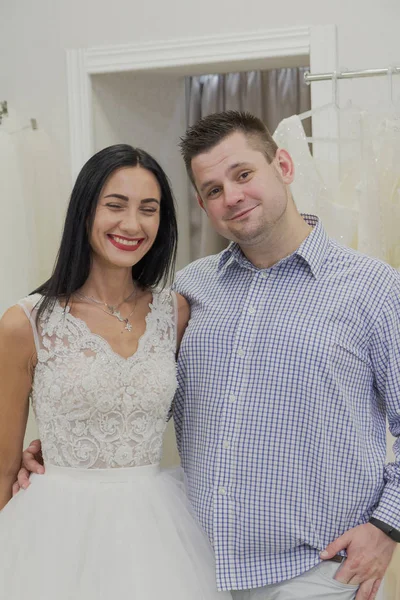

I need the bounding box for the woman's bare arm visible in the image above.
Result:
[0,306,35,509]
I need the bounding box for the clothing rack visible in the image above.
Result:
[0,101,38,130]
[304,66,400,84]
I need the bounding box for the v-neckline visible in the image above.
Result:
[55,294,156,362]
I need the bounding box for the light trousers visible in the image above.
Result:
[232,561,385,600]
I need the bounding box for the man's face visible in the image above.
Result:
[191,132,294,247]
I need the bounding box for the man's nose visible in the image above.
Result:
[224,183,244,207]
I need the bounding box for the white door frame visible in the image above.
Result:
[66,24,337,179]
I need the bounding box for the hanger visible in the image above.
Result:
[298,72,361,144]
[0,101,8,125]
[296,72,340,144]
[385,65,400,112]
[298,71,339,122]
[0,101,38,132]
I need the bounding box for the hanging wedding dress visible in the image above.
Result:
[273,110,400,269]
[0,108,64,317]
[13,119,65,284]
[0,115,38,315]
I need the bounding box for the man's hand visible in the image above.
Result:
[12,439,44,496]
[320,523,396,600]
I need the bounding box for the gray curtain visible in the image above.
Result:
[186,67,311,259]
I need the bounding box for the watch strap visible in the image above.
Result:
[369,517,400,543]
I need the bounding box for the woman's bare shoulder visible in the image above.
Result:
[0,305,35,354]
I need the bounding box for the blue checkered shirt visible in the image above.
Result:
[172,215,400,592]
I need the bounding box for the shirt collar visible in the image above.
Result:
[217,214,330,279]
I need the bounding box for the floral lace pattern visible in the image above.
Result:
[19,291,177,469]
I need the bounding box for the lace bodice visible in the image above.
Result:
[19,291,177,469]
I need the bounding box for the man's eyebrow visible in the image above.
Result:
[200,162,251,192]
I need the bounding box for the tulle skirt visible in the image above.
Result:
[0,464,231,599]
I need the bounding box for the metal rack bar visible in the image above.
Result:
[304,67,400,84]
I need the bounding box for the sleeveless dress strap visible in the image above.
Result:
[17,293,42,353]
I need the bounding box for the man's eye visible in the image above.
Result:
[208,188,221,197]
[239,171,251,180]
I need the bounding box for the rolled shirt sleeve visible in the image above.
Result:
[370,277,400,529]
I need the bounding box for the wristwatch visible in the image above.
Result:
[369,518,400,543]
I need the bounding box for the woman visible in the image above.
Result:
[0,144,231,599]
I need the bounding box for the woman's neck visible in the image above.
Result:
[79,262,136,306]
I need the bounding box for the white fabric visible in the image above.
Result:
[0,290,230,599]
[273,112,400,268]
[0,465,228,599]
[0,109,64,317]
[0,128,37,315]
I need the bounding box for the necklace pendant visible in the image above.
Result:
[112,309,125,322]
[124,320,133,332]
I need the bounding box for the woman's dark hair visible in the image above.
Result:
[33,144,177,321]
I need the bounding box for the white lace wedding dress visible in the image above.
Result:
[273,112,400,270]
[0,291,230,599]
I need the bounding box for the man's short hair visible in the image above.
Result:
[179,110,278,186]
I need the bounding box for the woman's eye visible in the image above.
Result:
[106,203,123,209]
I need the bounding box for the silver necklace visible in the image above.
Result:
[75,289,137,332]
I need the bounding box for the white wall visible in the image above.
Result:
[92,71,190,269]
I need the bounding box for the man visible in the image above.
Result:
[19,112,400,599]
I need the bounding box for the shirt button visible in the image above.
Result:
[222,440,230,449]
[218,487,227,496]
[237,348,245,357]
[260,271,268,278]
[248,306,256,315]
[229,394,237,403]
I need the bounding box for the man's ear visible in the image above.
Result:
[196,193,207,213]
[274,148,295,184]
